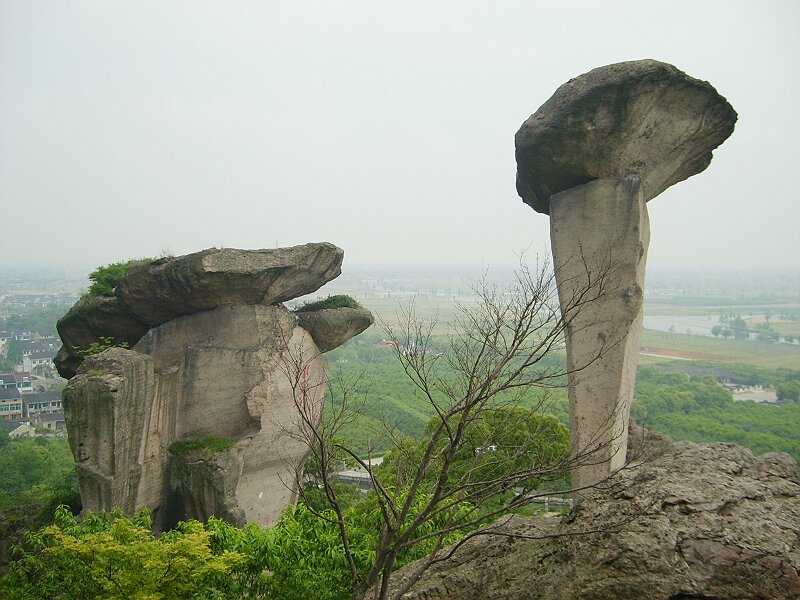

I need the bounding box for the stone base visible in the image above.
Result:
[63,304,327,530]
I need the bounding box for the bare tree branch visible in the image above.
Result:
[276,254,636,600]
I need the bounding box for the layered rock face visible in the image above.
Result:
[59,244,373,530]
[515,60,737,490]
[391,440,800,600]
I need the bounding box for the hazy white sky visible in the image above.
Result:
[2,1,798,272]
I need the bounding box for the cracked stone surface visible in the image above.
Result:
[117,243,344,326]
[295,307,375,353]
[550,175,649,490]
[389,440,800,600]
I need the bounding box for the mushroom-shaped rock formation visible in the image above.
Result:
[55,242,344,379]
[515,59,737,214]
[117,243,344,326]
[59,244,372,530]
[514,60,736,492]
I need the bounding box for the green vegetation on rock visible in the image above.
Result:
[169,432,236,459]
[293,294,362,313]
[75,336,130,356]
[87,259,151,297]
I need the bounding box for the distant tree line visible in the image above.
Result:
[632,367,800,461]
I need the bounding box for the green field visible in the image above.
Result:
[355,294,800,370]
[640,329,800,369]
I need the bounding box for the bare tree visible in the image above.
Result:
[279,256,626,600]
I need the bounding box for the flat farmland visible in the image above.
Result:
[301,268,799,371]
[639,329,799,369]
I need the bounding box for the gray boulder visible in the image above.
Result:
[295,307,374,353]
[55,243,346,378]
[390,441,800,599]
[116,243,344,326]
[515,59,737,214]
[55,295,150,379]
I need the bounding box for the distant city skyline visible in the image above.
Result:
[2,1,799,271]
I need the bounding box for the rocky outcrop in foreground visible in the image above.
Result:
[59,244,373,531]
[391,441,799,599]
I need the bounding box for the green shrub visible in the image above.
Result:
[87,258,152,296]
[1,506,243,600]
[169,431,236,459]
[75,336,130,356]
[294,294,362,313]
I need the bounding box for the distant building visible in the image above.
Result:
[24,391,62,415]
[7,421,35,438]
[0,373,17,390]
[1,372,34,393]
[14,372,33,393]
[17,339,61,373]
[0,331,10,352]
[32,410,65,433]
[0,387,24,421]
[23,349,57,372]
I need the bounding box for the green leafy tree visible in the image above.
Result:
[5,306,68,334]
[6,338,23,364]
[731,316,749,340]
[2,506,244,600]
[378,408,569,501]
[0,436,76,509]
[632,367,800,461]
[777,381,800,403]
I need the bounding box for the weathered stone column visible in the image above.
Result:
[514,60,737,491]
[551,175,649,489]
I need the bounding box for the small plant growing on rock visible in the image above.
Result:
[169,430,236,460]
[75,337,130,356]
[293,294,362,313]
[87,258,152,296]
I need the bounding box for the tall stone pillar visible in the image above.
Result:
[550,175,649,489]
[514,60,737,491]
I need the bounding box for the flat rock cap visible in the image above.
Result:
[515,59,737,214]
[116,242,344,326]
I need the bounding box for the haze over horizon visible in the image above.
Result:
[2,1,798,272]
